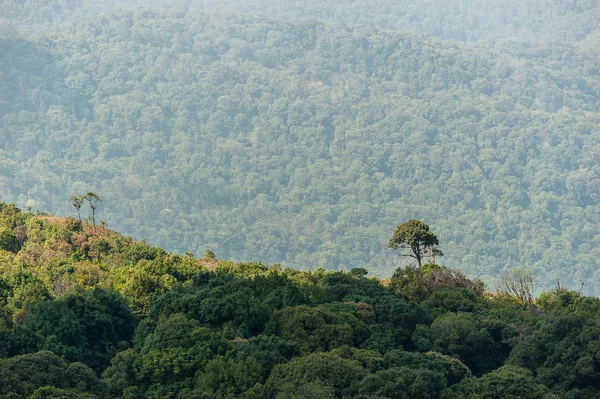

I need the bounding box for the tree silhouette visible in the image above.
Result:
[83,192,101,232]
[389,220,441,267]
[70,195,84,222]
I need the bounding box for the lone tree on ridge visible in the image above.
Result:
[71,192,102,232]
[84,192,101,232]
[70,194,84,222]
[388,219,442,267]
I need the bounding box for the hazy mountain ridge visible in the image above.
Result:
[1,7,600,292]
[189,0,600,42]
[3,0,600,42]
[2,3,600,398]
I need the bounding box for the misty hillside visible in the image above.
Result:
[3,2,600,399]
[1,8,600,292]
[3,0,600,42]
[185,0,600,42]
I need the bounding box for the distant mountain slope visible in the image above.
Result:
[1,11,600,292]
[191,0,600,42]
[2,0,600,42]
[0,0,120,32]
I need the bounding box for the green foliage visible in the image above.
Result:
[101,349,139,398]
[265,352,368,398]
[0,228,19,253]
[535,287,583,311]
[144,273,271,338]
[4,0,600,42]
[425,352,473,385]
[508,301,600,397]
[195,356,263,398]
[273,383,336,399]
[389,220,441,267]
[0,351,105,398]
[2,1,600,293]
[413,312,512,375]
[136,316,230,384]
[390,264,485,302]
[70,195,84,222]
[0,205,597,397]
[23,287,137,372]
[274,305,369,354]
[229,335,298,379]
[441,366,556,399]
[371,296,432,348]
[382,349,472,388]
[0,205,208,316]
[357,367,447,399]
[30,386,98,399]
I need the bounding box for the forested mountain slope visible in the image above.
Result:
[0,202,599,399]
[191,0,600,42]
[1,10,600,292]
[3,0,600,42]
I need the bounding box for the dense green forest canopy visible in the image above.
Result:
[1,3,600,292]
[3,0,600,42]
[177,0,600,42]
[1,9,600,291]
[0,203,598,398]
[3,2,600,397]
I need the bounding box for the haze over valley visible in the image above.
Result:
[2,0,600,292]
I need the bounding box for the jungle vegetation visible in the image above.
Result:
[1,2,600,293]
[0,203,597,398]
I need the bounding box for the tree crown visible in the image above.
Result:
[389,220,441,267]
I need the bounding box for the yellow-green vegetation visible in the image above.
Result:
[2,5,600,294]
[0,202,211,318]
[0,202,599,398]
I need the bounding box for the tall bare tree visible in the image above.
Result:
[496,269,534,307]
[83,192,101,232]
[70,194,84,222]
